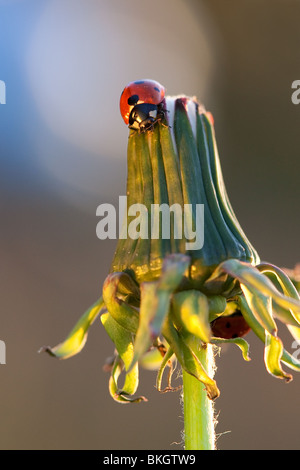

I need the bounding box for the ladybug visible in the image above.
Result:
[211,311,251,339]
[120,79,166,132]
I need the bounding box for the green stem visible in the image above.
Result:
[182,343,216,450]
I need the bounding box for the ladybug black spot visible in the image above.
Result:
[154,86,160,92]
[211,311,251,340]
[134,80,145,85]
[128,95,139,106]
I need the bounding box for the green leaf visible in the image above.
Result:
[264,331,293,382]
[40,297,104,359]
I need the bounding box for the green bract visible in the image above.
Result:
[42,95,300,403]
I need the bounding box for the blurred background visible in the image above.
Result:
[0,0,299,450]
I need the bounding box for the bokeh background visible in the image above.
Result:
[0,0,299,450]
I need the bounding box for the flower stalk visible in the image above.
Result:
[182,342,215,450]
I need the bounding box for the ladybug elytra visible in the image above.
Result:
[211,312,251,339]
[120,79,166,132]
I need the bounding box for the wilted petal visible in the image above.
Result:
[258,263,300,325]
[207,295,227,322]
[282,264,300,292]
[151,253,191,336]
[282,349,300,372]
[240,284,277,335]
[272,302,300,327]
[172,290,211,343]
[108,358,147,404]
[130,254,190,369]
[101,312,147,403]
[219,259,300,314]
[130,282,158,368]
[264,331,293,382]
[162,315,219,400]
[102,272,140,334]
[258,263,300,301]
[40,297,104,359]
[139,346,167,371]
[211,337,251,362]
[286,324,300,341]
[155,347,177,392]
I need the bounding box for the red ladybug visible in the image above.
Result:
[211,312,251,339]
[120,79,166,132]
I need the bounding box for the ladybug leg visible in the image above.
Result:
[157,107,172,129]
[160,121,170,129]
[139,117,157,133]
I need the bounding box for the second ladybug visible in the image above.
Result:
[120,79,166,132]
[211,311,251,340]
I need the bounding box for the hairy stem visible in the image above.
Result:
[182,343,216,450]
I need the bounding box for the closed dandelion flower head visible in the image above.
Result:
[42,80,300,404]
